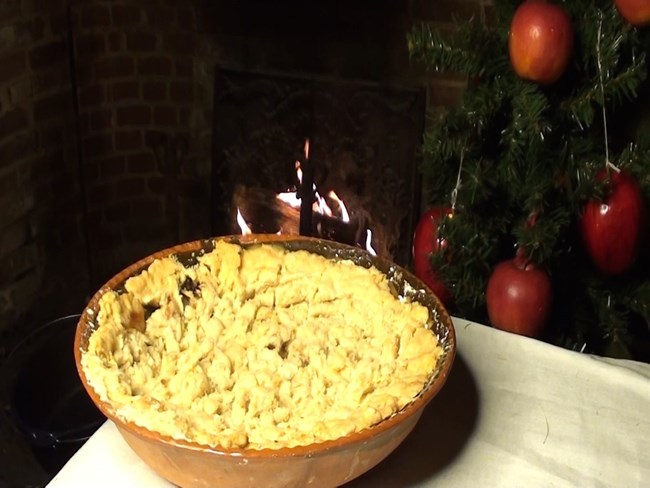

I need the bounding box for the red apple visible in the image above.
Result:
[614,0,650,26]
[486,252,552,337]
[580,170,645,275]
[509,0,574,85]
[412,207,453,306]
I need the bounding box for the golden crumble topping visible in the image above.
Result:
[81,241,442,449]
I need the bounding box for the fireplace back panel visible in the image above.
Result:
[211,68,425,265]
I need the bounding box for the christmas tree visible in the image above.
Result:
[407,0,650,360]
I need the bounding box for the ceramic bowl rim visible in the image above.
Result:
[74,234,457,459]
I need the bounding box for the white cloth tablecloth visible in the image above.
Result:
[47,318,650,488]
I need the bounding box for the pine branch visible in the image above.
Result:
[561,4,647,128]
[617,144,650,192]
[432,213,503,314]
[587,284,633,346]
[622,281,650,324]
[408,22,481,76]
[563,55,647,126]
[500,82,551,167]
[407,16,507,78]
[458,156,500,208]
[462,77,511,132]
[421,111,468,162]
[513,206,572,265]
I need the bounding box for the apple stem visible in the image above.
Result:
[514,247,533,270]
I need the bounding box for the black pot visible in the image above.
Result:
[2,314,105,474]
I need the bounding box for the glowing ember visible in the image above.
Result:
[236,208,252,235]
[365,229,377,256]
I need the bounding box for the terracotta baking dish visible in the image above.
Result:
[75,234,456,488]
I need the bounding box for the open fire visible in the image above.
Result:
[234,141,377,255]
[276,162,351,224]
[213,68,425,265]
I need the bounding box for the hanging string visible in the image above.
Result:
[596,12,620,174]
[450,149,464,212]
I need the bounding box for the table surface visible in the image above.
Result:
[47,318,650,488]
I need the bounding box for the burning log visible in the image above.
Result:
[231,184,361,246]
[232,185,299,235]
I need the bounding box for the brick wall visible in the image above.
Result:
[0,0,89,349]
[70,0,211,287]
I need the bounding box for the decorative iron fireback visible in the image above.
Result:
[211,67,425,265]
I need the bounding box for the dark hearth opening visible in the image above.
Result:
[211,68,425,263]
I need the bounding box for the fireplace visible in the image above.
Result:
[211,68,425,263]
